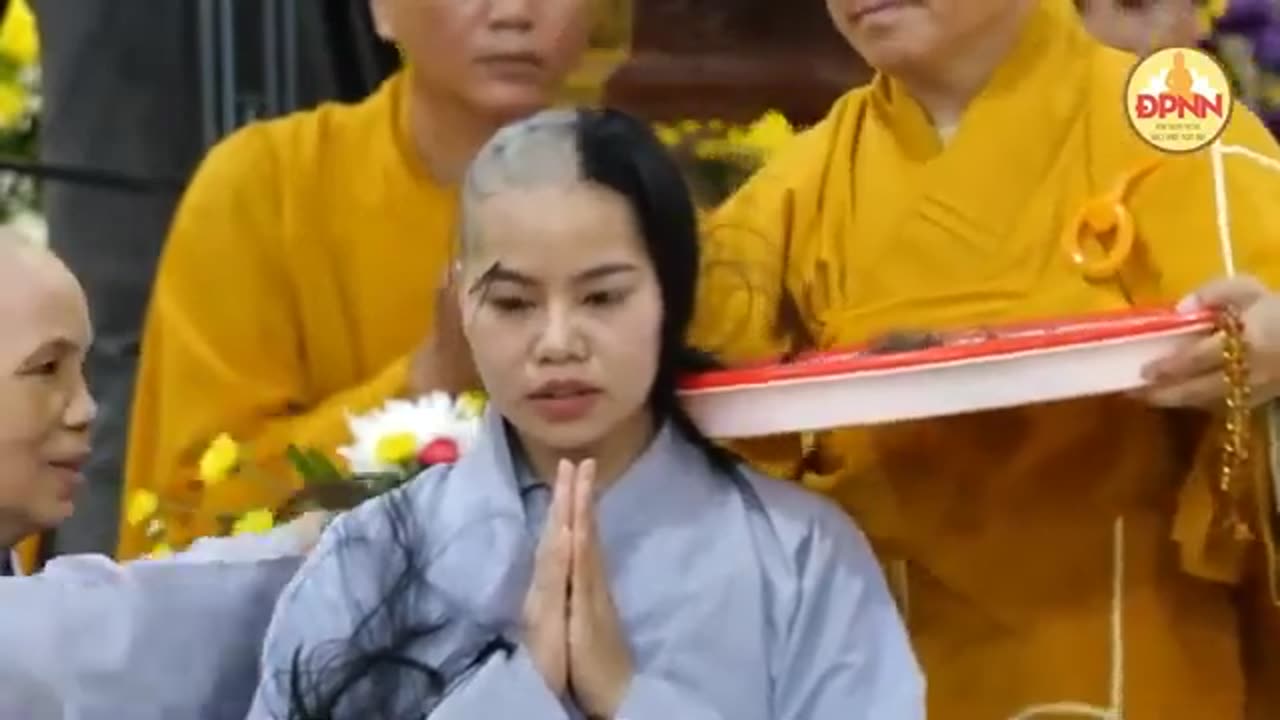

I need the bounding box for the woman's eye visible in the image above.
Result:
[584,289,626,307]
[490,296,534,313]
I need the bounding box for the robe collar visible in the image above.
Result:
[425,407,719,626]
[453,407,718,548]
[865,0,1095,241]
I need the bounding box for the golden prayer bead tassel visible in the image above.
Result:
[1216,306,1254,542]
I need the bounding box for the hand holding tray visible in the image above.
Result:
[679,307,1216,438]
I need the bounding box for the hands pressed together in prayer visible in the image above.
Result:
[1139,275,1280,409]
[523,458,634,719]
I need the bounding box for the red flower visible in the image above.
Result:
[418,437,460,466]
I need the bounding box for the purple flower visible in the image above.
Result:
[1215,0,1274,33]
[1263,111,1280,139]
[1256,25,1280,70]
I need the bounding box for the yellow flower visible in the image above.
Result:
[232,509,276,536]
[198,433,241,485]
[144,517,167,540]
[457,390,487,419]
[737,111,796,155]
[0,0,38,67]
[1197,0,1229,35]
[147,543,174,559]
[692,137,727,160]
[0,82,24,127]
[126,490,160,527]
[654,124,680,146]
[683,110,796,162]
[374,431,420,465]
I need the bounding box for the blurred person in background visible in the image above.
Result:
[119,0,591,558]
[1075,0,1202,53]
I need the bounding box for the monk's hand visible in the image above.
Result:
[566,459,633,718]
[408,264,479,395]
[1139,275,1280,408]
[522,458,575,696]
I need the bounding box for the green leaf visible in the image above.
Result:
[284,445,344,484]
[303,449,345,483]
[351,472,410,496]
[278,483,372,515]
[284,445,317,482]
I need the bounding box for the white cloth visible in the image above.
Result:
[0,526,308,719]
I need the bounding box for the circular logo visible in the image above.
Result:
[1125,46,1233,153]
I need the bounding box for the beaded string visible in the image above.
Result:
[1216,304,1254,542]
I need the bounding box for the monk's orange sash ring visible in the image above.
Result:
[1062,159,1163,279]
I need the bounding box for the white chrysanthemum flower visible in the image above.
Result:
[337,392,483,475]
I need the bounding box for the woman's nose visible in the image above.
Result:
[534,304,586,362]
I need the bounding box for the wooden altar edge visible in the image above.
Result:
[678,308,1216,437]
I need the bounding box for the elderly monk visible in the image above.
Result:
[0,234,329,718]
[0,236,95,574]
[690,0,1280,718]
[122,0,592,557]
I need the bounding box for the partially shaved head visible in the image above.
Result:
[459,108,583,259]
[0,231,95,548]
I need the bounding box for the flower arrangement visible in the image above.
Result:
[1199,0,1280,136]
[653,111,799,208]
[0,0,42,241]
[127,391,487,557]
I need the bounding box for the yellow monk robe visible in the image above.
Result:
[691,2,1280,718]
[121,71,457,559]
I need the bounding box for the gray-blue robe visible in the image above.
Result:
[0,528,307,719]
[249,412,924,719]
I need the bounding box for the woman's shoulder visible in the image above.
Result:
[309,460,527,579]
[328,462,485,544]
[732,461,871,565]
[281,462,530,626]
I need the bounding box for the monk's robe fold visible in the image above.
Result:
[122,72,458,559]
[690,1,1280,717]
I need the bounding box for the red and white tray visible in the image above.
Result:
[679,307,1217,438]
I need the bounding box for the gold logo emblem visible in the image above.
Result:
[1125,46,1233,153]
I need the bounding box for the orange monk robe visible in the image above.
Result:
[121,71,458,559]
[691,1,1280,718]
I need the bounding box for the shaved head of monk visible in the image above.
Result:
[825,0,1038,77]
[0,234,95,548]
